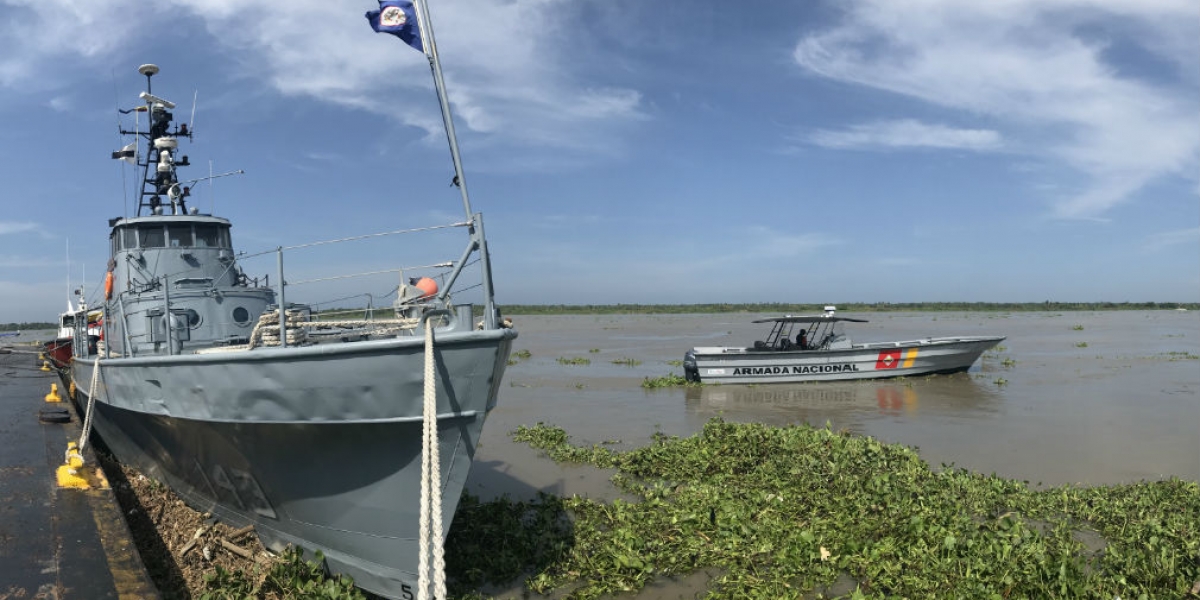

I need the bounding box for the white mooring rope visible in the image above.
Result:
[418,323,447,600]
[78,357,101,452]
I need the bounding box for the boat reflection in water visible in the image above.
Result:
[683,375,1001,425]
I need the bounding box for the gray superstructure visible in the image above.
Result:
[66,64,515,598]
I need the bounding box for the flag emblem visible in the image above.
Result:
[875,349,901,370]
[366,0,424,52]
[380,6,406,27]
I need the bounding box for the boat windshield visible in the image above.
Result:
[757,319,848,351]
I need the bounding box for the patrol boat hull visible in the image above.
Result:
[684,335,1004,384]
[71,328,514,598]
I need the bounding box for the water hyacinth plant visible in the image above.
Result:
[440,419,1200,600]
[557,356,592,366]
[641,373,696,388]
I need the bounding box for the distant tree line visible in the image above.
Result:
[498,301,1200,315]
[10,302,1193,328]
[0,321,56,331]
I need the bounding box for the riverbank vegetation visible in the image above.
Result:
[0,321,55,331]
[456,419,1197,599]
[502,301,1198,315]
[12,302,1189,330]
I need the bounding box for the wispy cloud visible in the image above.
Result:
[727,227,841,262]
[0,255,65,268]
[1143,227,1200,252]
[304,152,342,162]
[877,257,921,267]
[0,221,39,235]
[810,119,1001,151]
[0,0,644,163]
[793,0,1200,219]
[189,0,645,159]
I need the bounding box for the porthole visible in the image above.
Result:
[232,307,251,326]
[185,309,201,329]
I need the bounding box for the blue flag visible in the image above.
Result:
[367,0,424,52]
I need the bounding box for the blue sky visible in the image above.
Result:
[1,0,1197,323]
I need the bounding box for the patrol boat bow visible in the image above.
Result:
[66,61,515,598]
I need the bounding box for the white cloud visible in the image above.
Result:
[749,228,840,259]
[0,1,139,87]
[793,0,1200,219]
[47,96,71,112]
[810,119,1002,151]
[0,0,644,160]
[186,0,644,156]
[1143,226,1200,252]
[0,221,39,235]
[877,257,921,267]
[0,255,64,268]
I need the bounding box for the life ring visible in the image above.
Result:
[104,271,114,301]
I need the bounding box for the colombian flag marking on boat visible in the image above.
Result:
[875,349,901,369]
[902,348,918,368]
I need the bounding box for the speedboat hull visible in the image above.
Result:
[70,327,514,598]
[684,336,1004,384]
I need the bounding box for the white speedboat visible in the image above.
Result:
[683,307,1004,384]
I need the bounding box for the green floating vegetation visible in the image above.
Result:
[611,357,643,367]
[507,349,533,366]
[641,373,697,388]
[445,493,575,597]
[1075,342,1089,348]
[557,356,592,366]
[1156,351,1199,361]
[450,419,1200,600]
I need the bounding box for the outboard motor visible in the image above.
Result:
[683,350,699,382]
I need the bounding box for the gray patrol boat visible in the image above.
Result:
[66,62,515,598]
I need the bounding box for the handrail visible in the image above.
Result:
[287,261,454,287]
[237,221,469,260]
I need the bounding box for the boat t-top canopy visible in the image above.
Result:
[752,315,869,324]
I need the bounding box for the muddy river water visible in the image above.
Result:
[466,311,1199,502]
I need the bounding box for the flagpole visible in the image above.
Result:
[411,0,474,224]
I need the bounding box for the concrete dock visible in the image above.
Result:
[0,347,157,598]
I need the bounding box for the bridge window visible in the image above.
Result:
[168,225,192,248]
[140,226,165,248]
[123,228,137,250]
[194,224,219,248]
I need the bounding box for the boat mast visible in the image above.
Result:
[408,0,500,327]
[121,64,194,217]
[410,0,473,223]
